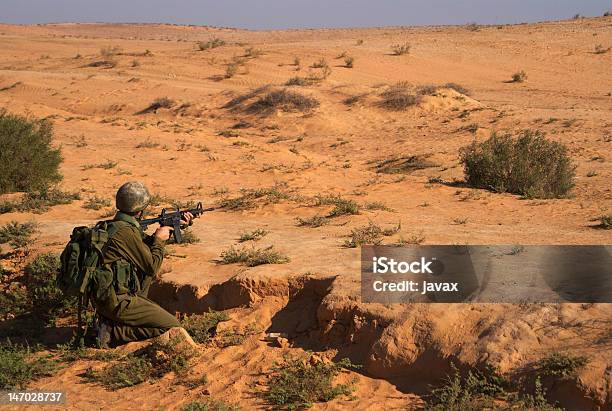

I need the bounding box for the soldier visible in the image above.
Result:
[93,181,196,348]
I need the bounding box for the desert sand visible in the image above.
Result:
[0,17,611,410]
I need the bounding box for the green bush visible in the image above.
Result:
[0,342,58,389]
[24,253,76,323]
[0,189,80,214]
[0,110,62,194]
[220,245,289,267]
[264,355,359,409]
[181,310,229,344]
[181,399,239,411]
[0,221,37,249]
[460,130,575,198]
[537,352,588,378]
[85,337,197,389]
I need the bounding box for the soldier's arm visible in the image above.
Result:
[114,226,165,276]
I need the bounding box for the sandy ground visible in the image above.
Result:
[0,17,611,410]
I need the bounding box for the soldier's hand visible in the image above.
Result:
[181,211,194,227]
[155,226,172,241]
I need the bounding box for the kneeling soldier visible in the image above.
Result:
[94,181,195,348]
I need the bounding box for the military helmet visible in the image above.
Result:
[115,181,151,213]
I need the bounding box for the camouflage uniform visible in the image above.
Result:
[93,211,180,345]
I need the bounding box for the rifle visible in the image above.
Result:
[139,202,212,243]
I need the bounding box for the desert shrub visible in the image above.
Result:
[285,76,311,86]
[343,94,368,106]
[225,62,238,78]
[0,189,79,214]
[24,253,76,323]
[136,138,159,149]
[311,58,328,69]
[427,365,509,411]
[344,222,384,247]
[264,355,360,409]
[0,342,58,389]
[344,56,354,68]
[443,82,470,95]
[536,352,588,378]
[219,184,290,210]
[0,221,37,249]
[313,195,359,217]
[83,195,111,210]
[87,60,117,68]
[85,337,197,389]
[466,22,480,32]
[364,201,394,212]
[198,38,226,50]
[238,228,268,242]
[0,110,62,195]
[181,399,239,411]
[598,215,612,229]
[296,215,329,227]
[374,155,437,174]
[379,83,422,110]
[391,43,411,55]
[252,89,320,113]
[417,84,438,95]
[511,70,527,83]
[181,311,230,344]
[244,47,263,58]
[594,44,610,54]
[150,97,174,110]
[460,130,575,198]
[220,245,289,267]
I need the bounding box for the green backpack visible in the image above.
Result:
[57,220,118,345]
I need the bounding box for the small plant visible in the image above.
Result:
[218,129,239,137]
[356,39,364,45]
[181,399,239,411]
[285,76,311,86]
[511,70,527,83]
[460,130,575,198]
[328,199,359,217]
[364,201,394,212]
[0,188,80,214]
[0,342,58,389]
[296,215,329,228]
[344,56,354,68]
[344,222,384,247]
[598,215,612,229]
[151,97,174,110]
[244,47,263,58]
[181,310,230,344]
[426,364,509,411]
[252,89,320,113]
[379,82,422,110]
[24,253,75,323]
[136,138,159,148]
[594,44,610,54]
[225,62,238,78]
[220,245,290,267]
[198,38,226,51]
[374,155,437,174]
[443,82,470,95]
[0,221,37,249]
[85,337,197,389]
[311,58,329,69]
[264,354,360,409]
[239,228,268,242]
[536,352,588,378]
[0,110,62,195]
[83,195,111,210]
[391,43,411,56]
